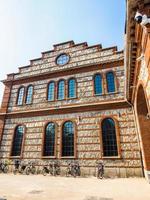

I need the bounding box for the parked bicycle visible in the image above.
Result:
[96,160,104,179]
[13,160,27,175]
[53,160,61,176]
[42,162,53,176]
[25,161,36,175]
[42,161,60,176]
[0,160,9,173]
[66,161,80,177]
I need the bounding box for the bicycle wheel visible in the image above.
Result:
[13,169,17,175]
[56,168,61,175]
[25,167,30,175]
[66,168,69,177]
[42,168,47,176]
[31,166,36,174]
[4,166,8,173]
[72,168,76,178]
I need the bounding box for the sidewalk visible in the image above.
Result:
[0,174,149,200]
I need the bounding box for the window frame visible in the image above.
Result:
[57,79,66,100]
[93,73,103,96]
[47,81,55,102]
[25,85,34,105]
[55,53,70,66]
[10,125,26,158]
[60,120,77,158]
[16,86,25,106]
[42,122,57,158]
[106,71,117,94]
[99,116,121,159]
[67,78,77,99]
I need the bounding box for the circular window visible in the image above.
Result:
[56,54,70,66]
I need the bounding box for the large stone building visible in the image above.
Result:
[0,0,149,180]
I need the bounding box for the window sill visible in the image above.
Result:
[57,98,65,101]
[9,156,22,159]
[94,93,105,96]
[67,97,77,100]
[102,156,121,159]
[60,156,76,159]
[41,156,56,159]
[25,103,33,105]
[106,91,118,95]
[47,100,55,103]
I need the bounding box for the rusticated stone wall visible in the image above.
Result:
[7,66,125,113]
[14,42,123,79]
[0,108,143,177]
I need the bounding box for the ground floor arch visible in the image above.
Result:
[136,84,150,182]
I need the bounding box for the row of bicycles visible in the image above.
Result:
[0,160,104,178]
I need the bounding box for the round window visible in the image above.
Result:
[56,54,70,66]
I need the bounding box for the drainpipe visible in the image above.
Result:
[126,99,145,177]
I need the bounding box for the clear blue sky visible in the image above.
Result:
[0,0,125,103]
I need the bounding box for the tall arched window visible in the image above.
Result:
[101,118,118,157]
[62,121,74,157]
[94,74,102,95]
[68,78,76,98]
[106,72,115,93]
[17,87,25,105]
[47,82,55,101]
[26,85,33,104]
[11,125,25,156]
[43,122,55,156]
[57,80,65,100]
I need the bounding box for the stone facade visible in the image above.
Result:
[0,41,143,177]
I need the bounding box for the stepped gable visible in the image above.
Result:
[4,40,123,81]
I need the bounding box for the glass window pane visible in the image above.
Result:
[106,72,115,93]
[68,79,76,98]
[58,80,65,100]
[44,123,55,156]
[62,121,74,157]
[26,85,33,104]
[17,87,25,105]
[56,54,69,65]
[48,82,55,101]
[12,126,24,156]
[102,118,118,157]
[94,74,102,95]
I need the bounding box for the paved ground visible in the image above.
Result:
[0,174,150,200]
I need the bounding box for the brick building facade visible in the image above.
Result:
[0,41,143,178]
[0,0,149,180]
[126,0,150,182]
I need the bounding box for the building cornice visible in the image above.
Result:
[0,100,130,119]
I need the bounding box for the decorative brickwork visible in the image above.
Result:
[0,41,143,177]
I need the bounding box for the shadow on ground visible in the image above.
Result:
[84,196,113,200]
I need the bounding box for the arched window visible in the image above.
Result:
[62,121,74,157]
[43,122,55,156]
[106,72,115,93]
[17,87,25,105]
[101,118,118,157]
[47,82,55,101]
[11,125,25,156]
[68,78,76,98]
[26,85,33,104]
[57,80,65,100]
[94,74,102,95]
